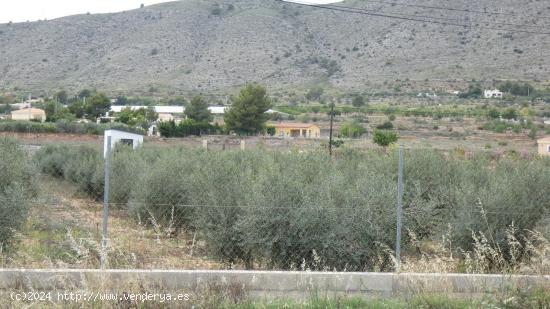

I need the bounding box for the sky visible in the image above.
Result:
[0,0,342,24]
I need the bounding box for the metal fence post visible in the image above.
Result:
[101,136,111,269]
[395,145,404,272]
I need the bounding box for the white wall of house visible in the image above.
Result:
[484,89,503,98]
[104,129,143,157]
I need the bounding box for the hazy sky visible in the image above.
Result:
[0,0,342,24]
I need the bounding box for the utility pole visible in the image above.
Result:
[28,94,32,118]
[27,94,32,134]
[328,102,334,156]
[54,95,58,118]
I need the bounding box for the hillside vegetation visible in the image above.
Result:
[0,0,549,95]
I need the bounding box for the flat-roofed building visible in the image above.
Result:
[270,122,321,138]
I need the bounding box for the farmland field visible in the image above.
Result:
[2,138,549,275]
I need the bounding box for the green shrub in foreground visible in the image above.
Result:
[34,145,550,271]
[373,130,398,146]
[35,144,103,199]
[0,138,36,248]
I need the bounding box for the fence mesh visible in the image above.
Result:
[2,139,550,275]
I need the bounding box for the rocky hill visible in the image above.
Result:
[0,0,549,96]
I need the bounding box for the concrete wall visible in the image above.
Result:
[152,135,325,151]
[0,269,548,299]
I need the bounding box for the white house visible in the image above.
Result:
[104,129,143,157]
[208,106,227,115]
[110,106,185,114]
[484,89,503,99]
[109,105,230,117]
[417,92,438,98]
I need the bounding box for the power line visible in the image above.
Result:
[277,0,550,36]
[357,0,550,21]
[326,3,550,30]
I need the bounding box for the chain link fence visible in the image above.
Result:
[2,137,550,274]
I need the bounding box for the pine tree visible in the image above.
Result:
[224,85,271,135]
[184,96,211,122]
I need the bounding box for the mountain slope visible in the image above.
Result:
[0,0,549,96]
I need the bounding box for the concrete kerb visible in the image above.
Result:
[0,269,548,299]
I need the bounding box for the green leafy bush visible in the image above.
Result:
[0,120,143,135]
[351,95,365,107]
[305,87,324,101]
[373,130,398,146]
[376,121,394,130]
[266,126,276,136]
[459,82,482,99]
[499,81,535,96]
[158,119,219,137]
[35,145,103,199]
[0,121,57,133]
[0,138,36,248]
[34,146,550,271]
[502,108,518,120]
[340,121,367,138]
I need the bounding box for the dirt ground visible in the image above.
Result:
[5,177,224,270]
[3,121,538,154]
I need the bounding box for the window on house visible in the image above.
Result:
[120,139,134,147]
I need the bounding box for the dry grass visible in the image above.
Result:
[4,174,550,275]
[3,176,223,270]
[397,221,550,275]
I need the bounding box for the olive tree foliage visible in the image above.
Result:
[340,121,367,138]
[35,145,104,199]
[224,84,272,135]
[68,91,112,120]
[305,86,324,102]
[45,101,75,122]
[0,138,36,248]
[35,145,550,271]
[373,130,398,146]
[115,107,157,129]
[55,90,68,104]
[351,94,365,107]
[86,93,111,119]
